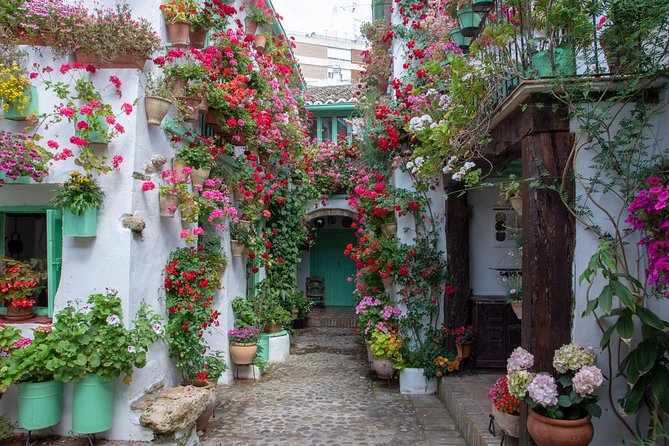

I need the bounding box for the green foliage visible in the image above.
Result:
[231,296,261,328]
[47,290,163,382]
[370,329,404,368]
[0,416,14,441]
[51,171,105,214]
[1,326,56,386]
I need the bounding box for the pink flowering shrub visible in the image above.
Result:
[0,131,52,183]
[626,176,669,298]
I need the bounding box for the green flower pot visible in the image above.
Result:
[531,48,577,77]
[256,333,270,362]
[5,86,38,121]
[18,380,63,430]
[472,0,494,12]
[74,113,110,146]
[450,28,471,52]
[0,171,31,184]
[456,6,482,38]
[63,207,98,237]
[72,374,116,434]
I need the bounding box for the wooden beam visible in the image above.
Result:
[519,127,575,445]
[444,184,471,328]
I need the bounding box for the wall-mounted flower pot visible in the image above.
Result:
[381,275,394,291]
[381,221,397,238]
[245,17,258,36]
[75,51,148,70]
[231,239,245,257]
[5,85,38,120]
[472,0,495,12]
[74,113,109,149]
[511,300,522,320]
[72,374,116,434]
[377,76,389,95]
[159,193,179,218]
[63,207,98,237]
[450,28,471,53]
[166,22,190,47]
[171,78,187,98]
[531,48,576,77]
[145,96,172,126]
[182,97,201,122]
[254,34,267,51]
[189,26,208,49]
[172,158,189,181]
[456,6,483,38]
[191,168,210,188]
[18,380,63,430]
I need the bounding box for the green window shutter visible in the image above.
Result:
[47,209,63,317]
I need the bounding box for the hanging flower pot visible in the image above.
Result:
[233,189,245,202]
[456,342,473,359]
[229,343,257,364]
[191,168,211,188]
[4,85,39,121]
[381,221,397,237]
[456,6,482,38]
[531,48,577,78]
[74,114,110,150]
[159,193,179,218]
[509,196,522,216]
[230,239,245,257]
[63,207,98,237]
[472,0,495,12]
[244,17,258,36]
[372,357,394,379]
[18,380,63,430]
[74,51,148,70]
[377,76,389,95]
[238,219,251,231]
[225,128,247,146]
[450,28,471,53]
[511,301,522,320]
[198,97,208,113]
[72,374,116,434]
[145,96,172,126]
[254,34,267,51]
[172,158,189,181]
[189,26,208,49]
[171,78,187,98]
[166,22,190,47]
[527,408,593,446]
[182,97,201,122]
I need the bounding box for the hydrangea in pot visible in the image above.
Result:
[506,345,604,446]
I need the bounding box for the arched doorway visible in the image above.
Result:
[301,209,357,307]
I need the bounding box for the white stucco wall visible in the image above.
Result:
[0,0,250,440]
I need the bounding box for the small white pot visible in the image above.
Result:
[399,368,437,394]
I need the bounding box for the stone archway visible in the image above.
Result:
[305,208,357,221]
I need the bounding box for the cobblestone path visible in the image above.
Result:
[203,327,467,446]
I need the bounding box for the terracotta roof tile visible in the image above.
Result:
[305,85,358,105]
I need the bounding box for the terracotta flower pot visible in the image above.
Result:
[381,275,394,291]
[166,22,190,47]
[381,221,397,237]
[527,408,593,446]
[171,78,187,98]
[511,301,522,320]
[233,189,245,202]
[254,34,267,51]
[230,240,245,257]
[372,357,394,379]
[191,168,211,189]
[5,303,35,322]
[456,342,473,358]
[145,96,172,126]
[264,322,282,334]
[159,193,179,218]
[182,97,201,122]
[377,77,389,94]
[492,405,519,438]
[365,341,374,368]
[245,17,258,36]
[185,380,216,431]
[189,26,208,49]
[75,51,147,70]
[229,343,257,365]
[172,158,189,181]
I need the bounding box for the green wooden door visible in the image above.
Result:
[310,229,357,307]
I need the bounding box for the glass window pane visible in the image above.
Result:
[308,119,318,140]
[321,118,333,141]
[337,117,348,141]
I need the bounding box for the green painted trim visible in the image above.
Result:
[0,205,52,212]
[161,116,189,136]
[316,116,322,140]
[307,104,356,113]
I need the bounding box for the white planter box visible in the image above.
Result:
[399,368,437,394]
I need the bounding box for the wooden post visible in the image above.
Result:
[444,183,471,328]
[519,129,575,445]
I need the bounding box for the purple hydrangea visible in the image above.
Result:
[507,347,534,373]
[572,365,604,397]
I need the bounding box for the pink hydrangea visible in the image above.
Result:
[507,347,534,373]
[527,374,558,407]
[572,365,604,397]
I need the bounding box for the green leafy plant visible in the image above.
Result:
[1,325,56,387]
[51,171,105,214]
[370,328,404,368]
[47,289,163,382]
[231,296,261,328]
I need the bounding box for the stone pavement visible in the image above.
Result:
[203,327,467,446]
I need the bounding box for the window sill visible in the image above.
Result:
[0,315,52,325]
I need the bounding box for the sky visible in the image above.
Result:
[270,0,372,40]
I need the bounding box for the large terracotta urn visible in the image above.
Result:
[527,408,593,446]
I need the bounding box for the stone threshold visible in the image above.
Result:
[437,376,500,446]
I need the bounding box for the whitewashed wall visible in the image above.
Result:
[0,0,250,440]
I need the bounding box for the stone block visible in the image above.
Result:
[133,384,215,434]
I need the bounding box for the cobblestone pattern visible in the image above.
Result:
[203,327,467,446]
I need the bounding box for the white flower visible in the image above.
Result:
[127,345,136,353]
[443,165,453,173]
[414,156,425,166]
[510,289,517,294]
[106,315,120,326]
[448,156,458,163]
[80,305,91,315]
[152,323,163,335]
[420,114,433,123]
[464,161,476,170]
[452,172,464,182]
